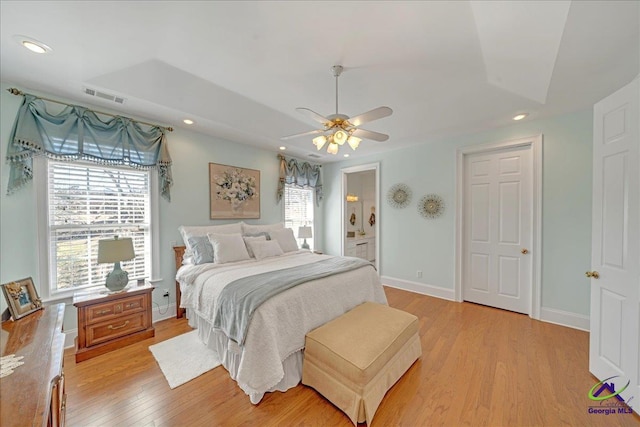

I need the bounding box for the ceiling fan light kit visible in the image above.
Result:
[282,65,392,155]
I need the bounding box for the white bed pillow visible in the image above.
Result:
[268,228,299,253]
[207,233,251,264]
[179,222,243,254]
[249,240,284,261]
[243,235,267,258]
[242,222,284,235]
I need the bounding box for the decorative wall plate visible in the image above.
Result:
[418,194,444,218]
[387,183,412,208]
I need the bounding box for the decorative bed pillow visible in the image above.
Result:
[243,231,271,240]
[243,235,267,258]
[208,233,251,264]
[268,228,299,253]
[242,222,284,235]
[249,240,284,261]
[187,235,214,265]
[179,222,243,255]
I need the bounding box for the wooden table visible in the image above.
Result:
[0,303,66,427]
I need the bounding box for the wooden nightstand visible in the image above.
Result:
[73,284,154,362]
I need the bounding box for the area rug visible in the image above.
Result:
[149,330,221,389]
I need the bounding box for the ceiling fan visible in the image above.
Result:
[282,65,393,155]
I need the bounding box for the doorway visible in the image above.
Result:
[341,163,380,271]
[455,136,542,317]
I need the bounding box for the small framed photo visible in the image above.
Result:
[1,277,43,320]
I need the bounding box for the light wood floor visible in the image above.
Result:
[63,287,640,426]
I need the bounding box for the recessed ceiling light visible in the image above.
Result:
[513,113,528,121]
[14,35,52,53]
[343,154,350,157]
[183,119,194,125]
[279,146,286,150]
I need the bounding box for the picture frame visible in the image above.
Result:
[209,162,260,219]
[1,277,43,320]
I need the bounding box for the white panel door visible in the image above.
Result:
[463,146,532,314]
[590,78,639,414]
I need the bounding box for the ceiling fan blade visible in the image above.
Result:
[348,106,393,127]
[281,129,325,140]
[351,128,389,142]
[296,107,332,126]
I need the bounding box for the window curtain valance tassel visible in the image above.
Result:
[5,90,173,201]
[277,154,322,206]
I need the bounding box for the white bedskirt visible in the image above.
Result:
[188,312,303,404]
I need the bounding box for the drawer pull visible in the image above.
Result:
[97,309,111,315]
[108,320,130,330]
[125,303,139,309]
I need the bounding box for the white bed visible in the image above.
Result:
[175,243,386,404]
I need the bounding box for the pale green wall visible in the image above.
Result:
[0,83,290,328]
[0,80,594,324]
[322,110,593,316]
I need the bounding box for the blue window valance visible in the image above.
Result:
[277,154,322,206]
[6,92,173,201]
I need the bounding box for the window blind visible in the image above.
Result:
[284,185,314,250]
[47,161,151,291]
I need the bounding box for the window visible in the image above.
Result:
[284,184,314,250]
[46,161,152,294]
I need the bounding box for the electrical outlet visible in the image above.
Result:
[416,270,422,278]
[163,289,170,298]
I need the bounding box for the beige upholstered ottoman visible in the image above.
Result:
[302,302,422,425]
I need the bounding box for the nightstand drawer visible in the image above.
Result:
[86,312,147,347]
[86,294,146,324]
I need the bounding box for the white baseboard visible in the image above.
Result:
[152,302,177,323]
[381,277,589,332]
[381,276,456,301]
[539,307,590,331]
[64,328,78,349]
[63,302,178,349]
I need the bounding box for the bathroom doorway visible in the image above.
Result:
[341,163,379,271]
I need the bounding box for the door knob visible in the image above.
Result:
[521,248,529,254]
[585,271,600,279]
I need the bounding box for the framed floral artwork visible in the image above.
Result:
[209,163,260,219]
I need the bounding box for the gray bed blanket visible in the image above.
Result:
[214,256,372,345]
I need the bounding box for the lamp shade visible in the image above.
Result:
[97,237,135,263]
[313,135,327,150]
[333,130,347,145]
[346,194,359,202]
[298,226,313,239]
[347,136,361,150]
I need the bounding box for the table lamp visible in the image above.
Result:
[98,236,135,291]
[298,226,312,250]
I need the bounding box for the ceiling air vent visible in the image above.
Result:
[308,153,322,159]
[82,87,126,105]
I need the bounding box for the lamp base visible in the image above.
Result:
[301,238,310,250]
[105,262,129,292]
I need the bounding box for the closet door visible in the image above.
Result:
[463,144,533,314]
[589,77,639,414]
